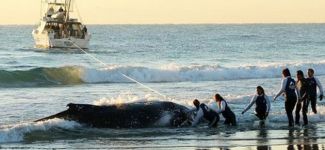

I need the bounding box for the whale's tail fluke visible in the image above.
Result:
[34,110,69,122]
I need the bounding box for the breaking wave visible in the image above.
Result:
[0,66,84,87]
[1,61,325,87]
[0,119,81,143]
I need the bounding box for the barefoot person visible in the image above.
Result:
[306,68,324,114]
[274,68,300,127]
[191,99,219,127]
[242,86,271,121]
[295,70,309,125]
[214,94,237,126]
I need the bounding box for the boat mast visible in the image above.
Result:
[65,0,72,22]
[40,0,42,19]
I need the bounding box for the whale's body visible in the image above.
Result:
[36,101,192,128]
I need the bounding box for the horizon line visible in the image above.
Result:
[1,22,325,26]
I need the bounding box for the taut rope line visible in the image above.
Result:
[69,41,172,100]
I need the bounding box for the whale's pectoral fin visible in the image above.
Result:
[34,110,69,122]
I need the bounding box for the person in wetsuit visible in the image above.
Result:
[274,68,301,127]
[191,99,219,127]
[306,68,323,114]
[242,86,271,120]
[295,70,309,126]
[214,94,237,126]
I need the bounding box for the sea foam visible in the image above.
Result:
[0,119,81,143]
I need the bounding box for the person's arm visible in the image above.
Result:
[242,95,256,114]
[315,78,324,95]
[295,82,301,100]
[301,92,307,101]
[274,78,287,101]
[265,95,271,113]
[191,108,203,126]
[216,101,226,113]
[315,77,324,100]
[301,80,308,100]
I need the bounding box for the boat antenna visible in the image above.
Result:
[64,0,67,14]
[40,0,43,19]
[65,0,72,22]
[68,41,174,101]
[75,1,84,23]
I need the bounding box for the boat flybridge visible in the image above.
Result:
[32,0,90,49]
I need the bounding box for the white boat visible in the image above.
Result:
[32,0,91,49]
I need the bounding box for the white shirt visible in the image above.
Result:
[213,101,227,114]
[242,94,271,114]
[191,107,204,126]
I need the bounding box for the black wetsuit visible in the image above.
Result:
[295,78,308,125]
[255,95,268,120]
[307,77,318,114]
[200,103,219,127]
[219,100,237,126]
[285,77,298,127]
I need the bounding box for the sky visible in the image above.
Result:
[0,0,324,24]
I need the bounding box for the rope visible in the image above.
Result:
[69,41,172,100]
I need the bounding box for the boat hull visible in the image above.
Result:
[32,30,91,49]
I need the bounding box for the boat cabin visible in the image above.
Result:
[44,21,87,39]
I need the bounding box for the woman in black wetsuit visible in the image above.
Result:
[273,68,300,127]
[214,93,237,126]
[242,86,271,121]
[295,70,308,126]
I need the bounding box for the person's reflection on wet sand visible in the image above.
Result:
[289,127,320,150]
[287,129,295,150]
[302,128,319,150]
[257,128,271,150]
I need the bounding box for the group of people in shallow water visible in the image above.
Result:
[191,68,323,127]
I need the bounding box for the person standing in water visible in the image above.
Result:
[214,94,237,126]
[295,70,309,125]
[242,86,271,121]
[191,99,219,127]
[306,68,323,114]
[274,68,301,127]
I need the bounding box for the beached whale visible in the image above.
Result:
[35,101,192,128]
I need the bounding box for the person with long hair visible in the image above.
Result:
[274,68,301,127]
[242,86,271,121]
[295,70,309,125]
[214,94,237,126]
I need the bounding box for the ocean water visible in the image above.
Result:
[0,24,325,149]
